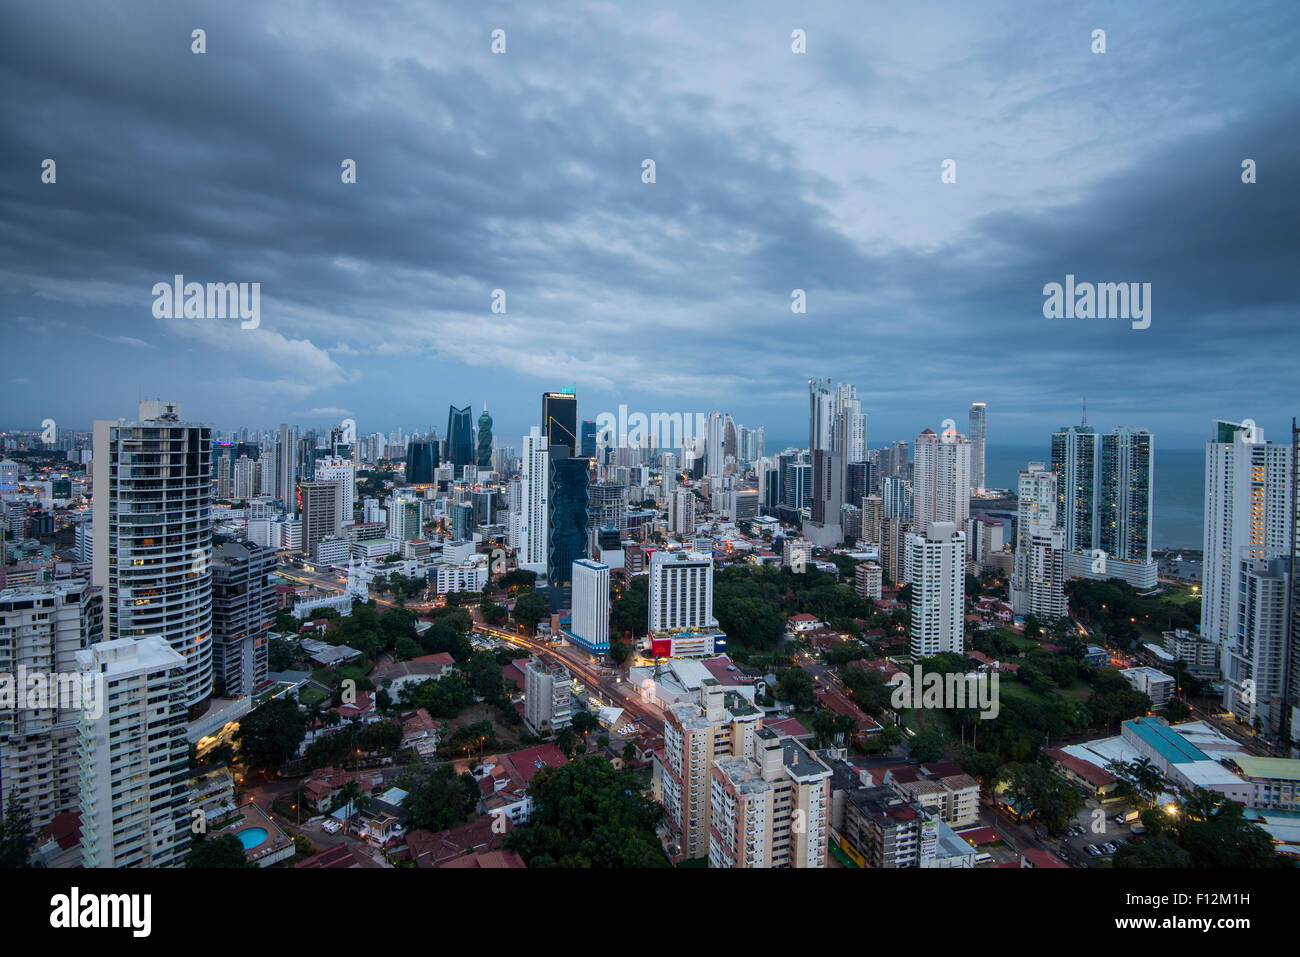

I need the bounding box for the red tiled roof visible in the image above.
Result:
[42,811,81,851]
[1021,848,1068,868]
[1044,748,1116,788]
[957,826,1004,846]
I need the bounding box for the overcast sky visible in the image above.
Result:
[2,0,1297,449]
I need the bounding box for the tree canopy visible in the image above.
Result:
[506,756,668,867]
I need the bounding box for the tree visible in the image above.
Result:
[1003,763,1084,835]
[467,651,504,698]
[610,577,649,638]
[479,598,508,626]
[908,729,945,764]
[186,833,252,868]
[572,711,600,737]
[610,641,632,666]
[555,726,576,757]
[396,764,478,832]
[268,637,296,672]
[513,592,549,632]
[776,667,816,709]
[235,697,307,771]
[0,792,37,868]
[506,756,667,868]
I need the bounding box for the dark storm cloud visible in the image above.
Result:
[0,0,1296,448]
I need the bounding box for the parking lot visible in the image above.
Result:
[1058,804,1141,866]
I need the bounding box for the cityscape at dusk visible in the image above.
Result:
[1,0,1296,936]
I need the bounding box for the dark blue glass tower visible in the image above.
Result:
[547,451,589,585]
[446,405,473,476]
[405,436,440,484]
[581,419,597,458]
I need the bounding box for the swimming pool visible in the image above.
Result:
[236,827,269,850]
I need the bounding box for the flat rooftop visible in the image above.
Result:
[1126,717,1210,765]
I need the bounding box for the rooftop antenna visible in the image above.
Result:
[1081,395,1087,427]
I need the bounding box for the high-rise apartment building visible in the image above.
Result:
[1098,428,1154,564]
[314,456,355,528]
[809,379,834,453]
[0,580,102,830]
[708,727,832,868]
[670,487,696,536]
[1050,425,1099,553]
[1012,463,1068,621]
[275,422,297,512]
[210,540,275,698]
[93,400,214,715]
[660,681,762,861]
[77,636,190,868]
[806,448,844,547]
[299,480,342,557]
[523,657,572,734]
[906,522,966,657]
[969,402,986,493]
[567,559,610,654]
[1201,420,1297,728]
[518,427,550,577]
[912,428,971,532]
[649,550,717,634]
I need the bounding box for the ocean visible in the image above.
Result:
[983,444,1204,551]
[762,440,1206,551]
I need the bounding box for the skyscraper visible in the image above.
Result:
[906,522,966,657]
[808,378,834,453]
[300,480,342,556]
[912,427,971,531]
[405,435,440,484]
[93,400,214,716]
[1050,425,1099,552]
[542,391,578,458]
[446,405,474,476]
[547,450,589,585]
[580,419,597,459]
[275,422,298,512]
[1052,425,1156,588]
[705,411,726,477]
[568,558,611,654]
[0,580,102,831]
[806,447,844,547]
[210,540,276,698]
[1201,420,1297,723]
[477,405,494,469]
[1099,427,1154,564]
[518,427,550,577]
[77,637,190,868]
[969,402,986,493]
[1011,463,1068,621]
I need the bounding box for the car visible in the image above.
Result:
[1102,842,1116,854]
[1086,844,1100,856]
[321,819,342,834]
